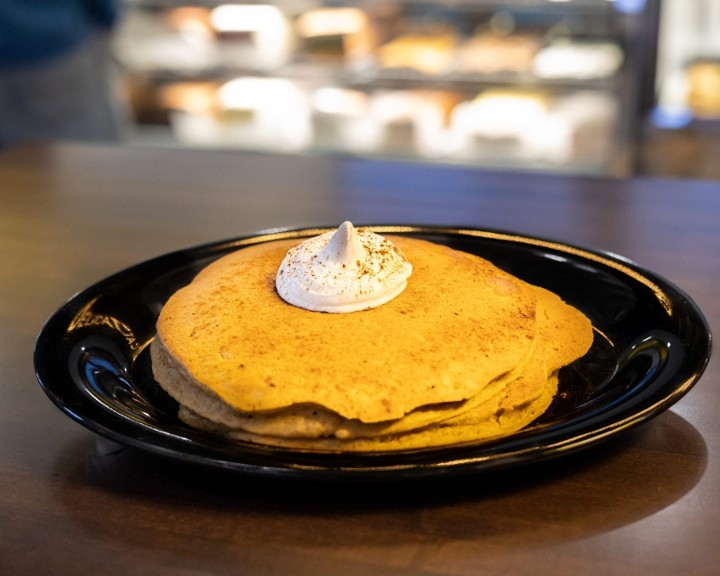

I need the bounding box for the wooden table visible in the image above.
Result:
[1,143,718,575]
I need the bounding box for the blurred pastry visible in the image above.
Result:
[210,4,293,70]
[455,33,540,74]
[533,41,624,79]
[377,31,457,75]
[296,7,376,65]
[686,60,720,117]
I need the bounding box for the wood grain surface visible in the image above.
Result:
[1,143,718,576]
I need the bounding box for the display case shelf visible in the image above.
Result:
[115,0,658,176]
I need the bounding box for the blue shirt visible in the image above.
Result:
[0,0,119,68]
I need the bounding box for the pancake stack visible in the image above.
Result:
[151,234,593,452]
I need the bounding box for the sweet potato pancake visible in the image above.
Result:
[150,234,593,451]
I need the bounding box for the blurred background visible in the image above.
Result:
[12,0,720,179]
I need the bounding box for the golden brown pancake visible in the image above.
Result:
[152,237,539,422]
[151,234,593,451]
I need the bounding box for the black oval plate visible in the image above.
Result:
[34,226,711,480]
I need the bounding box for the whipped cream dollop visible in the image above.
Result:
[276,222,413,313]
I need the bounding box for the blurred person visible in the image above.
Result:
[0,0,128,148]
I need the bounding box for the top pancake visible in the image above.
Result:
[154,235,539,423]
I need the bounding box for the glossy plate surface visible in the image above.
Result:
[35,226,711,480]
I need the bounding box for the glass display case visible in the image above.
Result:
[642,0,720,178]
[653,0,720,123]
[114,0,660,176]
